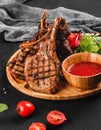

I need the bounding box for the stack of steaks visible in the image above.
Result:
[8,10,72,94]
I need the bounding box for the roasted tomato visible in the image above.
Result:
[29,122,46,130]
[16,100,35,117]
[68,32,82,49]
[47,110,67,125]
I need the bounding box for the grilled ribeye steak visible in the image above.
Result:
[24,18,64,94]
[8,10,49,83]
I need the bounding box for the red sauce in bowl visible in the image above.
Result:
[68,62,101,76]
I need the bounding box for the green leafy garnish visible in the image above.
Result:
[74,34,101,54]
[0,103,8,112]
[97,43,101,54]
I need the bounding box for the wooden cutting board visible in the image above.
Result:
[6,50,101,100]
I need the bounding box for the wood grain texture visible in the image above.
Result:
[6,50,101,100]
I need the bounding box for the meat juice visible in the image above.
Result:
[67,62,101,76]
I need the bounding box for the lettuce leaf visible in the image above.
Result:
[74,34,101,54]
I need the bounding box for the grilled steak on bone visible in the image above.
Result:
[24,18,64,94]
[7,10,72,94]
[9,10,49,83]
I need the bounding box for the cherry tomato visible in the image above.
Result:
[68,32,82,49]
[16,100,35,117]
[47,110,67,126]
[29,122,46,130]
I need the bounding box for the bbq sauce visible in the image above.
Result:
[68,61,101,76]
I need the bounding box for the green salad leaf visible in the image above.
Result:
[97,43,101,54]
[0,103,8,112]
[74,34,101,54]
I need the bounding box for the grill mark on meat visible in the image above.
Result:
[28,70,56,77]
[12,36,46,81]
[12,33,49,81]
[7,60,16,69]
[25,49,59,88]
[27,61,51,69]
[13,69,25,78]
[13,73,25,80]
[13,71,24,77]
[13,65,24,72]
[39,49,58,87]
[29,74,56,80]
[48,56,51,86]
[47,54,58,87]
[7,53,19,68]
[30,66,56,75]
[15,62,24,68]
[36,55,40,85]
[42,56,45,84]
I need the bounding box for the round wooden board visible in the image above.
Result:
[6,50,101,100]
